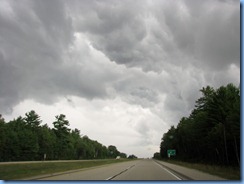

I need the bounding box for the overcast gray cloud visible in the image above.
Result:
[69,0,239,72]
[0,0,240,157]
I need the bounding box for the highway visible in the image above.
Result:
[29,159,226,180]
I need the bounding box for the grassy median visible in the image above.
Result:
[0,159,131,180]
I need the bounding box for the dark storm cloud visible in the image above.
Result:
[69,0,151,70]
[0,0,240,157]
[68,0,239,124]
[0,0,73,112]
[0,0,112,113]
[0,0,240,120]
[156,0,239,70]
[72,0,239,72]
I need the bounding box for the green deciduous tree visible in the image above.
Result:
[108,145,120,158]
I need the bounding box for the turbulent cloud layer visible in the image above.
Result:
[0,0,240,157]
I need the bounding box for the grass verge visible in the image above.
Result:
[0,159,131,180]
[162,159,240,180]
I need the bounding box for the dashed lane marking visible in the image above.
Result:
[106,165,135,180]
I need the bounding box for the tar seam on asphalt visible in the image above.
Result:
[106,165,135,180]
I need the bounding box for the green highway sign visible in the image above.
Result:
[167,149,176,156]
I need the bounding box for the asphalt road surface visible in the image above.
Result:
[30,159,225,180]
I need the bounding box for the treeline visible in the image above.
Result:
[0,112,128,161]
[158,83,240,166]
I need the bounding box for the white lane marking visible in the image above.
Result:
[106,176,113,180]
[155,162,182,180]
[105,164,135,180]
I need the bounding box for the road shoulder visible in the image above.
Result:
[154,160,226,180]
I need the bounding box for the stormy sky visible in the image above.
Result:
[0,0,240,158]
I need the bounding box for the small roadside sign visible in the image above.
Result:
[167,149,176,158]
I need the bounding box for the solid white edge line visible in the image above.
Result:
[155,162,182,180]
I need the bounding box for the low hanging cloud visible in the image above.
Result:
[0,0,240,157]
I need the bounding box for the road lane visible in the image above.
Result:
[38,160,140,180]
[32,159,226,180]
[38,159,183,180]
[112,159,181,180]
